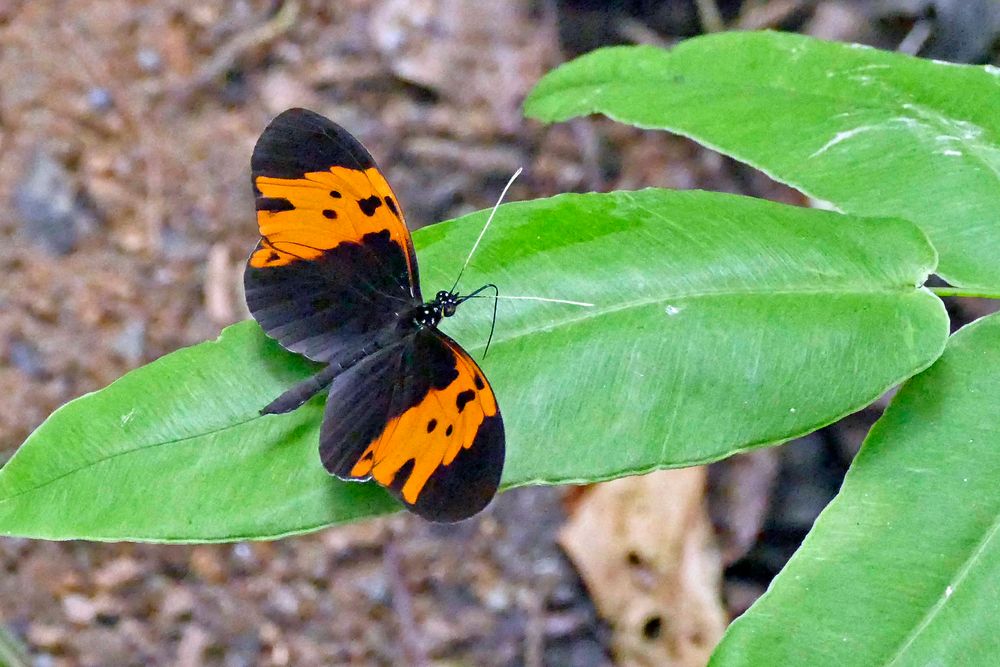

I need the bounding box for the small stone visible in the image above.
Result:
[261,70,316,115]
[190,546,227,584]
[33,653,56,667]
[226,632,262,666]
[62,594,98,625]
[268,587,300,618]
[483,585,510,611]
[232,542,254,564]
[94,557,143,590]
[8,338,46,379]
[13,150,83,255]
[270,641,291,666]
[136,48,162,73]
[175,625,210,667]
[27,624,66,649]
[86,87,114,113]
[111,319,146,365]
[160,587,196,620]
[548,580,580,609]
[544,610,587,638]
[355,573,389,604]
[533,555,562,577]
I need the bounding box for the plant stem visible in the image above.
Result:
[930,287,1000,300]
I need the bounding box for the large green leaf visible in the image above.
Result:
[0,189,947,540]
[711,310,1000,665]
[0,324,398,542]
[525,31,1000,290]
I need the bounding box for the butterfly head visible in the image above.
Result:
[412,291,459,328]
[435,290,460,318]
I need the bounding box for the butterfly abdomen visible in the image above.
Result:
[260,364,342,415]
[260,326,410,416]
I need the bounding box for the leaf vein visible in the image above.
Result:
[0,414,261,506]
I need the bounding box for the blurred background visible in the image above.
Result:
[1,0,999,665]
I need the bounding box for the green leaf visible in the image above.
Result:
[0,323,399,542]
[0,189,947,541]
[711,310,1000,665]
[525,31,1000,290]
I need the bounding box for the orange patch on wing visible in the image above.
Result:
[349,344,498,504]
[248,166,409,269]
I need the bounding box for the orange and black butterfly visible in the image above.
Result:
[244,108,504,522]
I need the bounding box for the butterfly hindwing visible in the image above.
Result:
[320,328,505,522]
[244,108,420,362]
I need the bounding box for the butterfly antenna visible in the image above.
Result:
[450,167,523,293]
[484,284,500,359]
[455,283,501,359]
[463,292,593,359]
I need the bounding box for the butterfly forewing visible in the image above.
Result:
[244,108,420,363]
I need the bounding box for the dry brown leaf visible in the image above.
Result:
[559,469,726,667]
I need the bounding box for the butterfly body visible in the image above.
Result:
[259,289,463,414]
[244,108,504,522]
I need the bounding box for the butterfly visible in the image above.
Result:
[244,108,504,522]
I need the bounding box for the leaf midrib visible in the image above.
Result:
[884,508,1000,664]
[464,284,929,354]
[0,414,262,506]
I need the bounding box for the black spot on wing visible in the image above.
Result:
[427,418,437,433]
[445,424,453,436]
[329,190,342,198]
[358,195,383,217]
[257,196,295,212]
[322,209,337,219]
[389,458,417,493]
[385,195,399,217]
[474,375,485,390]
[456,390,476,413]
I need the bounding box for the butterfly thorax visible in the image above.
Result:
[411,290,460,328]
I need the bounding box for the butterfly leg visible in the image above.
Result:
[260,363,343,415]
